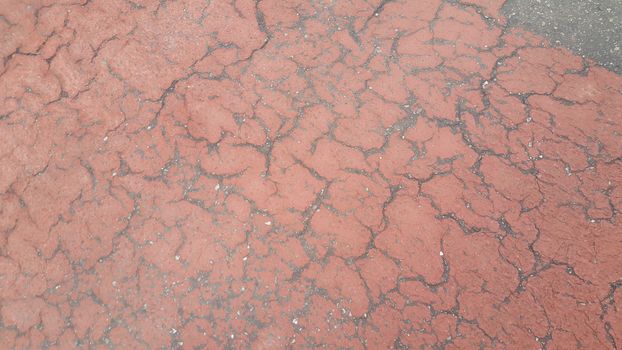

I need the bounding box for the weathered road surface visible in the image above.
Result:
[1,0,621,349]
[503,0,622,73]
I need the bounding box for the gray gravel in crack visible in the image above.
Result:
[502,0,622,74]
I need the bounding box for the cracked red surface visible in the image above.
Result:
[1,0,622,349]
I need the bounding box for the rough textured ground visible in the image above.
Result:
[1,0,622,349]
[503,0,622,74]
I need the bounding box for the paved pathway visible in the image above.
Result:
[1,0,621,349]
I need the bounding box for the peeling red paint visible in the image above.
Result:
[1,0,621,349]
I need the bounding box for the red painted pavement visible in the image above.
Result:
[1,0,621,349]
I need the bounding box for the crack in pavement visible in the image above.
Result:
[0,0,621,349]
